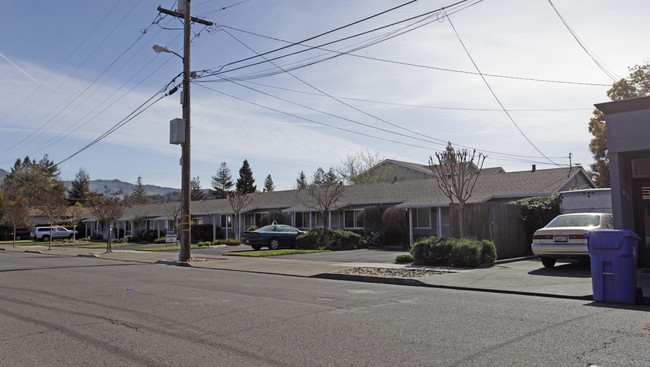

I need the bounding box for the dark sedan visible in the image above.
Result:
[242,224,305,250]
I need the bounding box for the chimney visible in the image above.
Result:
[531,164,536,172]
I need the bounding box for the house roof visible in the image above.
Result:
[86,166,593,222]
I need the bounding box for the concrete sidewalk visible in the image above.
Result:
[2,244,649,304]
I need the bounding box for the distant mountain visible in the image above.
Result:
[0,171,183,198]
[63,179,180,196]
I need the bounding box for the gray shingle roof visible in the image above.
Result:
[92,167,591,220]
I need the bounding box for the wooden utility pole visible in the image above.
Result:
[157,1,213,262]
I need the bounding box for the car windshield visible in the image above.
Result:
[546,214,600,228]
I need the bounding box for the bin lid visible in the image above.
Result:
[588,230,641,250]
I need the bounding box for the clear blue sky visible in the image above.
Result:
[1,0,648,190]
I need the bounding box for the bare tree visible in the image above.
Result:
[36,189,69,250]
[162,202,181,234]
[92,189,131,253]
[429,142,486,238]
[68,202,85,242]
[337,150,388,184]
[5,194,30,248]
[299,183,345,246]
[227,191,252,240]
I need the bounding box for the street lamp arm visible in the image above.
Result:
[153,45,183,60]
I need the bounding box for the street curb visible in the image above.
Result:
[313,273,594,301]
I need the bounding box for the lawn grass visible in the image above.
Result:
[0,240,41,246]
[78,244,137,249]
[223,249,329,257]
[136,246,204,252]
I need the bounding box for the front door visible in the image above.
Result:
[632,179,650,267]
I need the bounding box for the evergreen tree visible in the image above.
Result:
[295,171,307,190]
[325,167,339,185]
[68,168,91,206]
[131,175,151,205]
[263,174,275,192]
[312,167,326,186]
[190,176,205,201]
[1,155,65,205]
[210,162,233,199]
[236,159,256,193]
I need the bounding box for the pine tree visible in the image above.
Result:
[236,159,256,193]
[1,155,65,205]
[68,168,91,206]
[312,167,326,186]
[295,171,307,190]
[325,167,339,185]
[131,175,151,205]
[190,176,205,201]
[210,162,233,199]
[263,174,275,192]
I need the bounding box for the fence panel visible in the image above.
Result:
[450,203,529,259]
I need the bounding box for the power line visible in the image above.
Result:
[55,87,175,167]
[218,27,567,162]
[446,12,559,166]
[214,23,611,87]
[0,1,154,157]
[197,0,477,78]
[222,80,594,112]
[546,0,619,82]
[194,82,565,167]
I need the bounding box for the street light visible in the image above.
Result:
[153,39,192,263]
[152,45,182,60]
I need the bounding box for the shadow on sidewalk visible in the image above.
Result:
[528,261,591,278]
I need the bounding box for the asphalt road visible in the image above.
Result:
[1,251,648,366]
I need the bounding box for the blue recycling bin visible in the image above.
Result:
[588,230,640,304]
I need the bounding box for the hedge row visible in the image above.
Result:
[411,236,496,268]
[296,226,366,251]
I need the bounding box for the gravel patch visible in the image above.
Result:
[339,267,452,278]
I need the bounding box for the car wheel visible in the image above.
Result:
[541,257,556,268]
[251,245,262,251]
[42,235,50,242]
[269,238,280,250]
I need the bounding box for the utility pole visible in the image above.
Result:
[157,1,213,263]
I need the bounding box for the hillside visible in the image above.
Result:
[0,170,179,197]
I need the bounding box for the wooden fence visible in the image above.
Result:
[450,203,530,259]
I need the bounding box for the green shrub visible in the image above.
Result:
[191,224,214,243]
[382,207,408,247]
[154,237,167,244]
[480,240,497,265]
[411,236,496,268]
[127,235,141,243]
[217,239,241,246]
[510,195,560,244]
[139,230,158,243]
[197,241,212,247]
[296,227,366,250]
[395,254,413,264]
[246,225,259,232]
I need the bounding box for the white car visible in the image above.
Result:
[531,213,614,268]
[31,226,78,242]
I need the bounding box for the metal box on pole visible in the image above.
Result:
[170,118,186,144]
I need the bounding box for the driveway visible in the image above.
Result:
[273,247,410,263]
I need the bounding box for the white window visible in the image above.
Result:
[414,208,431,229]
[344,209,364,229]
[295,212,310,228]
[195,217,203,225]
